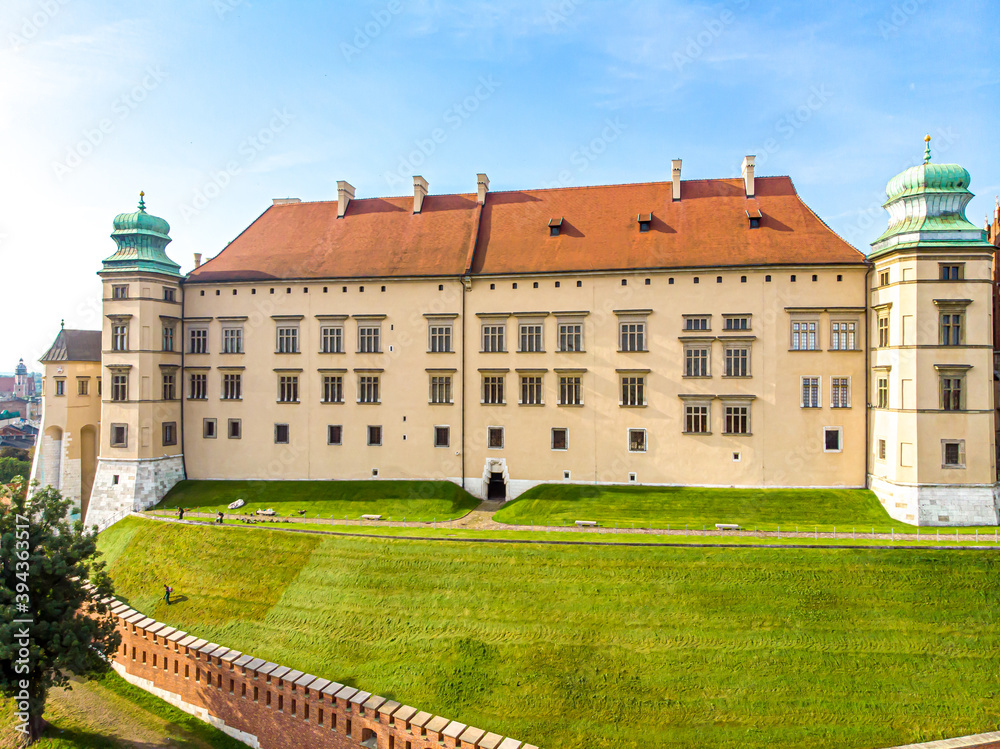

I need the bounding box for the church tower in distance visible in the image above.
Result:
[87,193,185,529]
[869,136,999,525]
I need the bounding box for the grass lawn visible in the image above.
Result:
[0,671,245,748]
[98,516,1000,749]
[156,479,479,520]
[493,484,958,532]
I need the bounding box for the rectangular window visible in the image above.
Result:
[162,422,177,446]
[358,375,380,404]
[942,439,965,467]
[877,439,887,461]
[111,424,128,447]
[322,375,344,404]
[621,376,645,406]
[824,427,843,452]
[274,424,289,444]
[723,315,750,331]
[724,405,750,434]
[940,313,963,346]
[162,325,175,352]
[222,373,242,400]
[791,320,818,350]
[228,419,241,439]
[879,270,890,286]
[112,284,128,299]
[278,375,299,403]
[940,264,963,280]
[188,373,207,400]
[223,328,243,354]
[558,323,583,352]
[481,324,506,353]
[941,376,963,411]
[429,325,452,353]
[163,287,176,302]
[367,425,382,446]
[111,373,128,402]
[684,347,710,377]
[430,375,452,404]
[684,404,709,434]
[628,428,647,452]
[831,377,850,408]
[724,346,749,377]
[558,376,582,406]
[55,380,65,396]
[619,322,646,352]
[876,376,889,408]
[78,379,89,396]
[327,425,342,445]
[434,426,450,447]
[830,321,857,350]
[684,316,710,331]
[551,428,567,450]
[488,426,504,449]
[162,373,176,400]
[189,328,208,354]
[520,375,543,405]
[112,324,128,352]
[277,327,299,354]
[877,313,890,347]
[321,326,344,354]
[482,376,504,405]
[801,377,820,408]
[203,418,217,439]
[519,324,543,352]
[358,326,381,353]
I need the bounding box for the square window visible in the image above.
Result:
[791,319,818,350]
[830,320,857,350]
[724,405,750,435]
[481,324,506,352]
[203,419,217,439]
[322,375,344,404]
[429,324,452,353]
[111,424,128,447]
[222,327,243,354]
[628,472,637,482]
[684,346,710,377]
[942,440,964,467]
[434,426,450,447]
[620,375,645,407]
[628,429,646,452]
[563,470,571,479]
[482,375,505,405]
[684,404,709,434]
[487,426,504,449]
[558,375,583,405]
[619,321,646,351]
[551,428,567,450]
[274,424,289,444]
[367,425,382,446]
[519,323,544,352]
[732,452,741,462]
[276,326,300,353]
[520,375,543,405]
[429,375,452,404]
[823,427,842,453]
[228,419,241,439]
[328,425,342,445]
[557,322,583,352]
[940,264,963,281]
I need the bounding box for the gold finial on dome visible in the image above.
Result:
[923,134,931,164]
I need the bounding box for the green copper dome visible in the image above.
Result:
[871,136,991,256]
[101,192,181,277]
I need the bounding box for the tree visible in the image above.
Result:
[0,478,121,744]
[0,447,30,461]
[0,457,31,484]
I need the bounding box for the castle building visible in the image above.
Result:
[31,145,1000,528]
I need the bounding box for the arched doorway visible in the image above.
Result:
[80,425,98,519]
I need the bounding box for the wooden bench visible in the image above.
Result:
[361,514,383,521]
[715,523,740,531]
[575,520,597,527]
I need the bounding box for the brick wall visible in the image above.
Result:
[90,589,533,749]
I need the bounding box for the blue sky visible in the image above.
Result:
[1,0,998,369]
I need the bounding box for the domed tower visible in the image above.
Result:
[869,137,999,525]
[87,193,185,529]
[13,358,32,398]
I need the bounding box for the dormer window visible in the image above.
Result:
[746,201,762,229]
[548,218,563,237]
[749,217,760,228]
[638,213,652,232]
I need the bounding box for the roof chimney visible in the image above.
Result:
[272,197,301,206]
[337,180,355,219]
[193,253,202,268]
[413,176,428,214]
[477,173,490,204]
[671,159,682,201]
[741,155,756,198]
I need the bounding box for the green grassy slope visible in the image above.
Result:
[97,517,1000,749]
[494,485,927,532]
[156,479,479,520]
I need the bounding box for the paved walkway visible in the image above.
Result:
[143,503,1000,547]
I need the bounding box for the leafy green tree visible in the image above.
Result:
[0,457,31,484]
[0,479,120,744]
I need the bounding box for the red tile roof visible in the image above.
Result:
[187,176,864,283]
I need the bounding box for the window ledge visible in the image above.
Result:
[723,432,753,437]
[788,348,821,352]
[426,350,455,354]
[517,350,546,354]
[618,349,649,353]
[320,401,345,405]
[319,351,346,355]
[428,401,454,406]
[682,375,713,379]
[942,464,966,469]
[356,401,382,405]
[481,402,506,406]
[556,349,587,354]
[557,403,585,407]
[276,400,301,405]
[682,431,712,436]
[480,350,508,354]
[619,404,647,408]
[518,403,546,407]
[721,375,752,379]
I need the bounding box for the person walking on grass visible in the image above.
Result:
[178,507,184,521]
[163,583,173,606]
